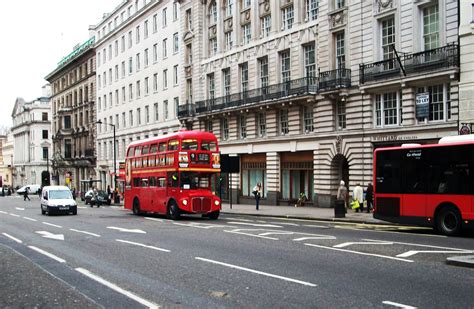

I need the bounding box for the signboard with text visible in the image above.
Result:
[416,92,430,119]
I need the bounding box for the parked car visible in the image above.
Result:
[17,184,41,195]
[40,186,77,216]
[85,189,111,207]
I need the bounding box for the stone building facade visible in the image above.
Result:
[93,0,181,189]
[459,0,474,135]
[45,37,97,189]
[10,86,52,187]
[0,132,14,187]
[177,0,459,207]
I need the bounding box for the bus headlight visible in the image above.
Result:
[214,200,220,206]
[182,199,188,206]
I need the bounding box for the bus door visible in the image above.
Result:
[401,150,427,217]
[154,176,167,213]
[167,172,180,202]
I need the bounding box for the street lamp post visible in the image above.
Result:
[96,120,117,191]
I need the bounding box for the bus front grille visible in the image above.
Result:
[192,198,212,213]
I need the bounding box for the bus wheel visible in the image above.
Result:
[436,206,462,236]
[208,211,220,220]
[167,201,180,220]
[132,198,142,216]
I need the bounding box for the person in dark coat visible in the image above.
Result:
[365,183,373,213]
[23,187,30,201]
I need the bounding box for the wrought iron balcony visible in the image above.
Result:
[318,69,352,92]
[360,43,459,84]
[190,77,318,116]
[178,101,195,118]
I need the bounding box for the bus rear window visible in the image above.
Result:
[201,141,217,151]
[168,140,179,151]
[182,139,198,150]
[127,147,134,157]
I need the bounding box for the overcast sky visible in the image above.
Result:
[0,0,120,128]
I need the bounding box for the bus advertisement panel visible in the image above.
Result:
[124,130,221,220]
[373,135,474,235]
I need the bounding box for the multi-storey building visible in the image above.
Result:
[45,37,97,189]
[10,85,52,187]
[0,132,14,187]
[93,0,181,188]
[178,0,459,207]
[459,0,474,135]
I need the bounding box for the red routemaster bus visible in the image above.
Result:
[124,130,222,219]
[373,134,474,235]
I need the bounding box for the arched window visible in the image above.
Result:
[209,1,217,24]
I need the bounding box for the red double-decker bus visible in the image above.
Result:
[373,134,474,235]
[124,130,222,219]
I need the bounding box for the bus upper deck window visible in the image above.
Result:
[142,145,149,155]
[202,141,217,151]
[127,147,134,157]
[168,140,179,151]
[150,144,158,153]
[159,142,167,152]
[182,139,198,150]
[134,146,142,156]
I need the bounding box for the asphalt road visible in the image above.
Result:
[0,195,473,308]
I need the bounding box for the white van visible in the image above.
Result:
[17,184,41,195]
[41,186,77,216]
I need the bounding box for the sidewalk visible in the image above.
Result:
[220,202,385,225]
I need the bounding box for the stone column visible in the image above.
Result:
[266,151,280,205]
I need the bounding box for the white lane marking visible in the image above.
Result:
[9,213,20,217]
[333,241,393,248]
[145,217,164,222]
[42,222,62,228]
[222,218,255,222]
[77,206,87,209]
[107,226,146,234]
[227,222,282,228]
[259,231,296,236]
[397,250,474,258]
[335,226,447,238]
[35,231,65,241]
[28,246,66,263]
[23,216,37,222]
[195,257,317,287]
[224,229,279,240]
[2,233,23,243]
[293,236,336,241]
[382,300,417,308]
[269,222,300,226]
[173,222,233,229]
[304,244,414,263]
[0,210,7,214]
[15,207,25,210]
[302,224,330,228]
[116,239,170,253]
[362,238,469,251]
[70,229,101,237]
[75,268,159,309]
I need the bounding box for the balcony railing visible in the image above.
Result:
[360,43,459,84]
[318,69,352,92]
[186,77,318,117]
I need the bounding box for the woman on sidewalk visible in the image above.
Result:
[253,182,262,210]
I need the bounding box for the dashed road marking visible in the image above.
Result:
[333,240,393,248]
[107,226,146,234]
[9,213,20,217]
[29,246,66,263]
[23,217,37,222]
[116,239,170,253]
[397,250,474,258]
[2,233,22,243]
[382,300,417,308]
[42,222,62,228]
[227,222,282,228]
[15,207,25,210]
[195,257,317,287]
[70,229,101,237]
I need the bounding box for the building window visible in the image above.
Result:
[115,89,119,105]
[173,33,179,53]
[239,115,247,139]
[279,109,289,135]
[144,20,149,39]
[129,110,134,126]
[186,43,192,64]
[164,100,169,120]
[122,87,126,103]
[137,108,141,125]
[186,79,193,103]
[129,57,133,74]
[242,0,251,9]
[153,43,158,62]
[382,17,395,60]
[375,92,400,127]
[304,43,316,78]
[173,65,178,86]
[43,147,49,160]
[242,23,251,44]
[336,31,345,69]
[173,2,178,21]
[154,103,159,121]
[144,49,149,67]
[136,53,141,71]
[208,73,215,99]
[42,130,48,139]
[423,5,439,50]
[64,140,72,158]
[209,1,217,24]
[221,117,229,141]
[186,9,193,30]
[122,112,126,127]
[42,112,48,121]
[303,106,314,133]
[260,15,271,37]
[128,31,132,48]
[163,38,168,58]
[282,5,294,30]
[145,105,149,123]
[162,7,167,27]
[153,14,158,33]
[417,84,451,122]
[153,73,158,92]
[225,0,233,17]
[136,25,140,44]
[174,97,179,119]
[258,112,266,137]
[205,120,213,132]
[163,69,168,89]
[223,68,231,97]
[280,51,291,82]
[136,80,141,98]
[336,0,345,9]
[115,65,119,80]
[209,37,217,56]
[307,0,319,21]
[64,115,71,129]
[240,62,248,93]
[225,31,233,51]
[259,57,268,87]
[145,77,149,95]
[336,100,346,130]
[121,61,126,78]
[129,83,133,100]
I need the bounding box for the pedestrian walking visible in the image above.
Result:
[336,180,348,210]
[23,187,30,201]
[72,188,77,200]
[107,185,112,200]
[352,183,363,212]
[365,182,373,213]
[1,186,4,197]
[252,182,262,210]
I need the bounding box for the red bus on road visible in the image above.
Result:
[124,130,221,219]
[373,135,474,235]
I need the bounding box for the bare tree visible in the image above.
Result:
[0,125,10,135]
